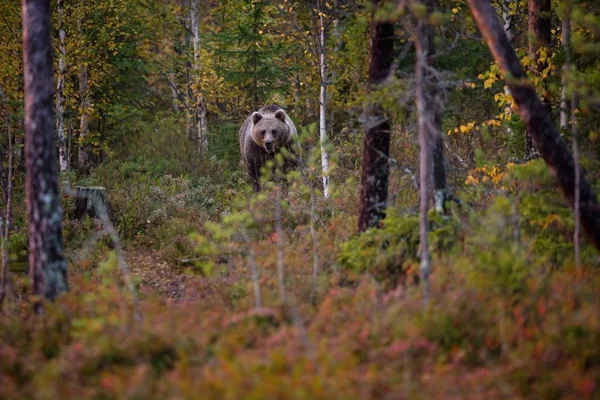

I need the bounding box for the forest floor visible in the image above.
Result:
[2,119,600,399]
[126,249,190,301]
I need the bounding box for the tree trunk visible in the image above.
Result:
[357,1,394,232]
[77,63,90,170]
[559,17,570,130]
[560,10,580,267]
[501,0,516,155]
[467,0,600,252]
[501,0,515,43]
[433,135,446,213]
[22,0,69,303]
[0,91,13,305]
[190,0,208,152]
[77,2,91,174]
[317,0,330,199]
[525,0,551,158]
[422,0,447,214]
[55,0,68,172]
[415,14,435,305]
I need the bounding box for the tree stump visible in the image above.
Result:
[74,186,107,219]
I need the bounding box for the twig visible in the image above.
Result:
[376,149,419,189]
[444,141,469,169]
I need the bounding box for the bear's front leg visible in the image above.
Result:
[247,158,262,192]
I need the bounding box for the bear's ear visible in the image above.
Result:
[252,112,263,125]
[274,110,286,123]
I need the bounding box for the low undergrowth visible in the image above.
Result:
[2,118,600,398]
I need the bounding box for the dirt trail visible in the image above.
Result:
[126,249,191,301]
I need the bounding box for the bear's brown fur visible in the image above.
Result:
[239,105,298,191]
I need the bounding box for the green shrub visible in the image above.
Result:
[338,209,461,287]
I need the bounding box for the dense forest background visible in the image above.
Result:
[2,0,600,398]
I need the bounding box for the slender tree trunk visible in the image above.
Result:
[55,0,68,171]
[77,64,90,170]
[22,0,69,304]
[183,4,194,141]
[433,136,446,213]
[501,0,517,154]
[317,0,330,199]
[0,90,13,305]
[421,0,447,214]
[559,17,570,130]
[467,0,600,252]
[415,16,433,305]
[525,0,551,158]
[560,11,580,267]
[357,1,394,232]
[190,0,208,152]
[77,7,90,171]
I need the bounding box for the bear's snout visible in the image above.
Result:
[265,141,274,152]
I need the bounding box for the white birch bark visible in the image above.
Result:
[317,0,330,199]
[190,0,208,152]
[56,0,68,171]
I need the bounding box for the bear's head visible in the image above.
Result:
[251,110,289,154]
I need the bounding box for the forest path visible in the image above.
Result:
[126,249,193,301]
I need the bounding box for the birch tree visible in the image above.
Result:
[358,0,394,232]
[55,0,68,171]
[467,0,600,252]
[77,4,91,171]
[22,0,69,304]
[317,0,330,199]
[190,0,208,152]
[501,0,517,153]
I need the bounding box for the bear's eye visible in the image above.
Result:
[272,130,277,135]
[260,130,266,136]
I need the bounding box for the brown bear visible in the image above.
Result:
[239,105,299,191]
